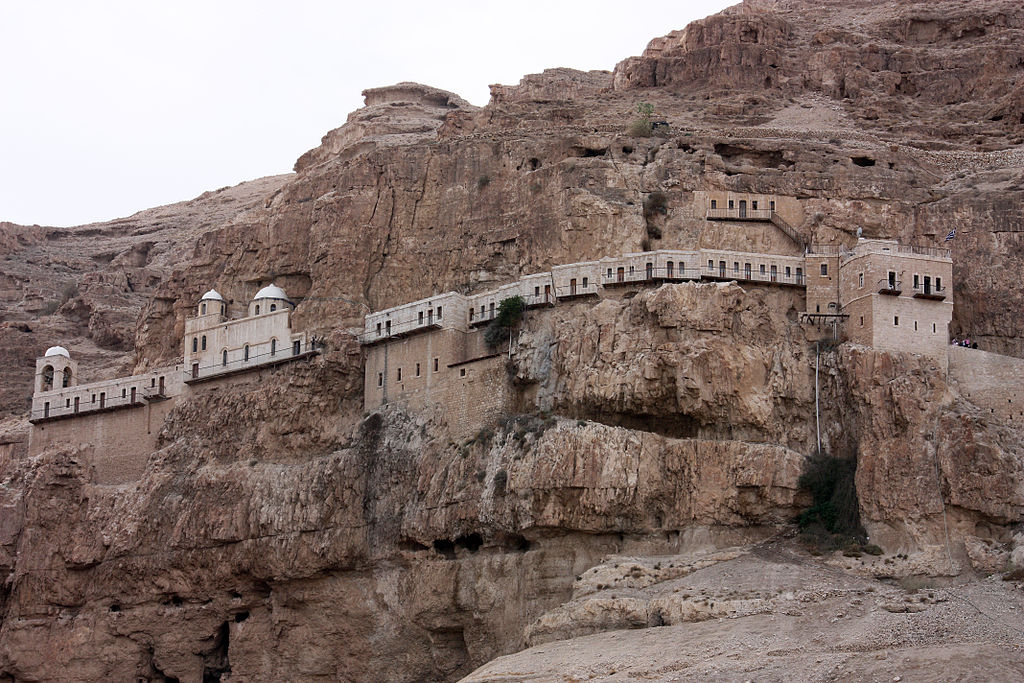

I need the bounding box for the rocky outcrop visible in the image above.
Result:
[2,0,1024,681]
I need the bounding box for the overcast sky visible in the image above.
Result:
[0,1,733,227]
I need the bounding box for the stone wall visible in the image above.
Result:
[948,345,1024,426]
[28,399,176,484]
[364,328,508,438]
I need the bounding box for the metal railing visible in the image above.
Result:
[912,283,947,298]
[185,339,316,381]
[361,312,445,342]
[878,278,902,293]
[30,392,146,422]
[898,244,951,258]
[769,212,808,250]
[703,265,806,286]
[806,244,847,255]
[706,207,773,221]
[600,265,699,286]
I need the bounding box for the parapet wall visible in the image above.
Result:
[948,346,1024,426]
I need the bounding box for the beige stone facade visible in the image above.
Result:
[838,240,953,358]
[360,230,957,433]
[28,284,316,476]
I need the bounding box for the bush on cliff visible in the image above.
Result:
[484,296,526,348]
[797,452,866,549]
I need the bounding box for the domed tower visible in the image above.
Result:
[34,346,78,394]
[197,288,227,319]
[249,284,292,317]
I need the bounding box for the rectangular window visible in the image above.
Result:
[770,200,775,211]
[894,316,899,326]
[708,260,714,269]
[760,264,766,275]
[122,388,126,398]
[460,368,467,377]
[914,321,918,331]
[535,286,541,296]
[734,262,739,273]
[437,306,442,319]
[913,274,920,289]
[378,372,383,387]
[710,199,717,209]
[418,311,424,325]
[752,200,758,210]
[433,358,439,372]
[415,363,421,377]
[860,316,864,326]
[469,309,474,320]
[91,394,96,403]
[385,320,391,335]
[397,368,402,382]
[933,323,937,333]
[820,263,828,276]
[936,277,942,291]
[785,266,791,278]
[66,398,71,407]
[376,322,382,336]
[859,273,864,287]
[728,200,734,209]
[582,277,588,288]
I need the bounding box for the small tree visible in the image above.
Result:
[629,102,655,137]
[484,296,526,348]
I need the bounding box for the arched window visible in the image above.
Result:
[62,367,72,388]
[222,349,228,366]
[270,338,277,356]
[221,303,225,315]
[244,344,250,361]
[192,337,198,353]
[41,365,54,391]
[201,335,207,351]
[270,304,277,312]
[255,305,260,315]
[201,303,207,315]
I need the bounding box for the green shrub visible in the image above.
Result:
[628,119,653,137]
[797,452,863,537]
[484,296,527,348]
[477,174,491,189]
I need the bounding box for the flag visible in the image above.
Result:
[944,228,956,241]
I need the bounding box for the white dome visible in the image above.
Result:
[254,284,289,301]
[201,288,224,302]
[44,346,70,358]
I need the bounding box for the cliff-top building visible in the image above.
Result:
[28,284,316,483]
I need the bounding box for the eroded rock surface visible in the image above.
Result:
[2,0,1024,680]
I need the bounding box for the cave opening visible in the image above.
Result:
[201,621,231,683]
[455,533,483,552]
[851,156,876,167]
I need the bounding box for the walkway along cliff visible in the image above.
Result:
[3,0,1024,679]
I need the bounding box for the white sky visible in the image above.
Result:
[0,1,733,227]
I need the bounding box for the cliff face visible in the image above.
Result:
[2,0,1024,680]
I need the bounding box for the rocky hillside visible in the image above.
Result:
[1,0,1023,680]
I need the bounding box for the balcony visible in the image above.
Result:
[703,265,806,287]
[878,278,902,295]
[912,283,947,300]
[706,207,773,221]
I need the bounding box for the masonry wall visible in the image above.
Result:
[804,254,841,314]
[29,398,178,484]
[948,346,1024,426]
[867,295,951,360]
[364,328,509,438]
